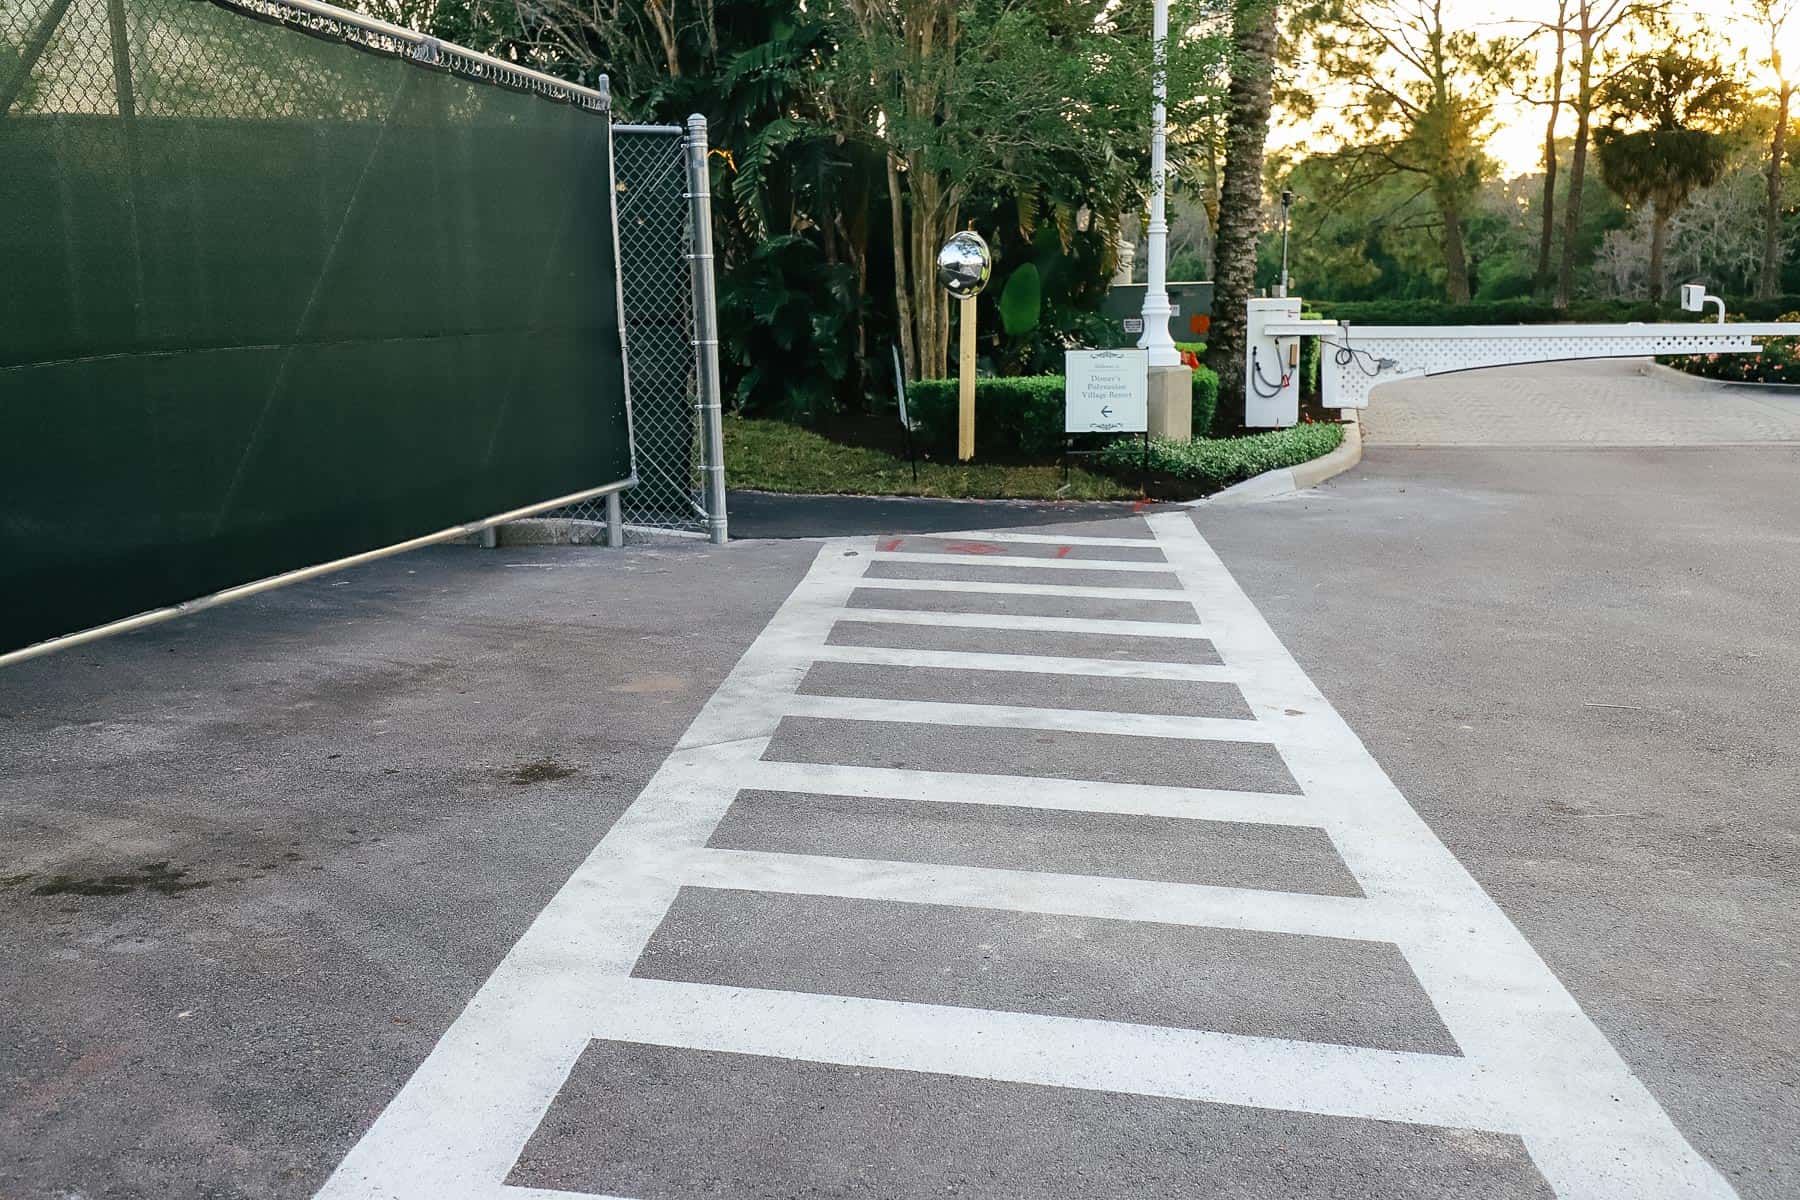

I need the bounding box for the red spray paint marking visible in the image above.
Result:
[942,541,1005,555]
[876,536,904,552]
[1053,545,1072,558]
[1131,498,1156,514]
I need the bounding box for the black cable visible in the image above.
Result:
[1249,346,1292,399]
[1330,327,1394,378]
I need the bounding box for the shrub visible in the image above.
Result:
[1190,364,1219,437]
[908,375,1067,459]
[1095,423,1345,496]
[912,366,1223,456]
[1660,311,1800,383]
[1308,298,1657,326]
[1299,310,1323,405]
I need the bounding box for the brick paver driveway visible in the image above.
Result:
[1361,358,1800,446]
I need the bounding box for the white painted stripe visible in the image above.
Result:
[852,577,1187,602]
[313,547,873,1200]
[809,642,1241,682]
[888,530,1160,548]
[781,693,1276,743]
[321,518,1738,1200]
[871,551,1178,574]
[741,759,1323,827]
[835,608,1212,640]
[679,847,1382,941]
[1145,513,1736,1200]
[580,977,1508,1132]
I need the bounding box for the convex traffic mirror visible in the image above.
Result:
[936,231,992,299]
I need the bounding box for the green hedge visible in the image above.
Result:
[1308,296,1800,326]
[908,376,1067,458]
[911,365,1222,457]
[1095,423,1345,495]
[1189,364,1220,436]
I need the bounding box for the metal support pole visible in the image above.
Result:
[0,0,75,116]
[1277,216,1290,299]
[1138,0,1179,367]
[685,114,729,545]
[606,490,623,548]
[1276,190,1294,299]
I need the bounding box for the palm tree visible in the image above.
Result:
[1743,0,1797,299]
[1206,0,1280,429]
[1595,45,1743,302]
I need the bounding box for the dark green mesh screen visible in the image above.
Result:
[0,0,630,656]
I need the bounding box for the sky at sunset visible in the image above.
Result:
[1271,0,1790,180]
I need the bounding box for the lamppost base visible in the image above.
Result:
[1147,364,1194,441]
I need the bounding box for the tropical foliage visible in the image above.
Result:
[348,0,1800,434]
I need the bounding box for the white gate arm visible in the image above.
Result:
[1240,296,1800,426]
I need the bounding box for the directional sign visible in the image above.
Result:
[1065,349,1148,434]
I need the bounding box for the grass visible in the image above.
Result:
[724,413,1137,500]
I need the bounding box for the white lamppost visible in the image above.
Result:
[1138,0,1179,367]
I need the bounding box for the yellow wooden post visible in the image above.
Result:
[957,295,976,462]
[935,229,990,463]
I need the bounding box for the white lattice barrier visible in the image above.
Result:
[1242,297,1800,426]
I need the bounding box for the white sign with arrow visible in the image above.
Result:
[1064,348,1148,434]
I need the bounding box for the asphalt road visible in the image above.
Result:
[727,489,1159,539]
[1194,443,1800,1198]
[2,370,1795,1199]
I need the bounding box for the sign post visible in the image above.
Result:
[958,296,977,459]
[1065,349,1149,435]
[935,231,993,462]
[1064,348,1151,491]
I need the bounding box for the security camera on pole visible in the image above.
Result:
[1138,0,1193,441]
[936,230,992,462]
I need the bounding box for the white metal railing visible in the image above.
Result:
[1243,296,1800,425]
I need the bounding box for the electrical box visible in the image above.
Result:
[1244,297,1301,428]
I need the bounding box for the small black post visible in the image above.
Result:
[892,344,919,487]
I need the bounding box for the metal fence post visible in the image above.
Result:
[685,114,728,545]
[606,490,623,548]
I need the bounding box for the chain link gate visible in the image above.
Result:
[553,122,727,542]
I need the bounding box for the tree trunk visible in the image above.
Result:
[1760,81,1790,300]
[1649,204,1668,303]
[886,151,918,382]
[903,176,959,380]
[1554,48,1594,310]
[891,0,957,381]
[1205,0,1279,430]
[1442,201,1471,303]
[1535,18,1566,294]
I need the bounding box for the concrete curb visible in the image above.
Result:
[1636,358,1800,393]
[1192,414,1363,506]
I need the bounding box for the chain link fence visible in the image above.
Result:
[552,123,725,540]
[3,0,722,553]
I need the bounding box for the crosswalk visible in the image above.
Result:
[315,512,1735,1199]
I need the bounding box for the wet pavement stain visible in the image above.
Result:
[508,758,579,786]
[27,861,210,898]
